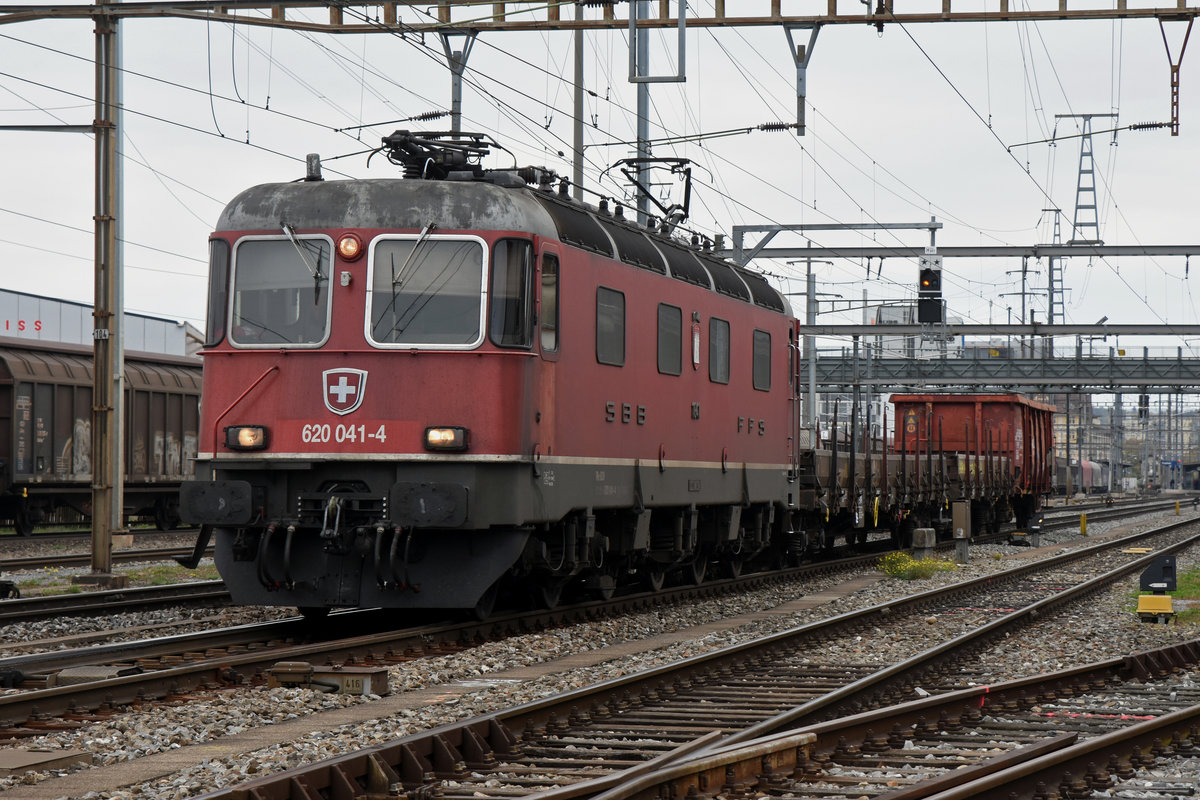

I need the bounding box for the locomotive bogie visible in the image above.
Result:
[191,451,795,609]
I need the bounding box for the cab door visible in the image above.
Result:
[534,244,560,463]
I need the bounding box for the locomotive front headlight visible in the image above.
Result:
[225,425,269,451]
[424,426,468,452]
[337,233,363,261]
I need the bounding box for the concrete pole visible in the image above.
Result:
[91,0,125,580]
[806,260,817,429]
[636,0,650,224]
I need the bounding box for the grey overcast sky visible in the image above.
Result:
[1,2,1198,353]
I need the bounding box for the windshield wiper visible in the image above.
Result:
[392,223,437,287]
[281,221,327,305]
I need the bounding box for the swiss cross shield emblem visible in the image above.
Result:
[323,368,367,415]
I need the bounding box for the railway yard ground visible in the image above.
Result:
[2,501,1200,799]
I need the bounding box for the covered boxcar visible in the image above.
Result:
[1055,457,1111,495]
[890,393,1055,531]
[0,336,202,534]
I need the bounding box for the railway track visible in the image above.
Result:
[1040,497,1188,529]
[0,580,229,625]
[0,498,1175,574]
[28,513,1190,800]
[516,640,1200,800]
[0,506,1189,728]
[0,555,872,730]
[0,501,1179,640]
[0,545,208,572]
[190,516,1200,799]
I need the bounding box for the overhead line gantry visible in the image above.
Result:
[5,1,1199,30]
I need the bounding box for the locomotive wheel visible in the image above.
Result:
[684,557,706,585]
[642,567,666,592]
[592,579,616,601]
[471,583,500,620]
[12,509,33,537]
[534,578,568,610]
[722,557,744,579]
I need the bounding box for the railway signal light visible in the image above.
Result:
[917,255,943,324]
[918,268,941,295]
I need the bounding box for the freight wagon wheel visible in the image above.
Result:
[684,556,707,585]
[11,509,34,537]
[722,557,743,579]
[154,504,181,532]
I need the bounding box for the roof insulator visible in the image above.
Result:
[305,154,323,181]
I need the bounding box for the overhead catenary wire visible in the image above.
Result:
[3,5,1188,334]
[0,14,1065,303]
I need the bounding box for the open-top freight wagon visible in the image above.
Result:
[793,393,1056,548]
[888,393,1055,536]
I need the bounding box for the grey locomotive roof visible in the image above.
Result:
[217,178,559,238]
[217,176,790,316]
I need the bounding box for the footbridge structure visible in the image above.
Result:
[807,324,1200,394]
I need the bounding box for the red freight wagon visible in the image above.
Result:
[890,393,1055,529]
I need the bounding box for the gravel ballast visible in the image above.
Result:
[0,508,1197,799]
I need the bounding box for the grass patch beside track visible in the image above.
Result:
[877,552,958,580]
[14,561,220,596]
[1165,567,1200,625]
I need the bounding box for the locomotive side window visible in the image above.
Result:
[657,304,682,376]
[230,237,331,347]
[709,318,730,384]
[541,254,559,352]
[206,239,230,346]
[489,239,533,348]
[752,329,771,391]
[596,287,625,366]
[368,237,485,347]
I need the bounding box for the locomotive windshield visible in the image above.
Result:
[229,237,332,346]
[368,236,485,347]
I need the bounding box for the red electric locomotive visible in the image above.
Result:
[180,133,801,615]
